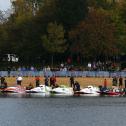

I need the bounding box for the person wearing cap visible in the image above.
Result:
[17,76,23,85]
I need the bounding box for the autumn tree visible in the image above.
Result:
[87,0,116,9]
[69,9,117,61]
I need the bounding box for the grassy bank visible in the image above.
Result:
[4,77,116,88]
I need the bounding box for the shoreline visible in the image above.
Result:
[4,77,120,88]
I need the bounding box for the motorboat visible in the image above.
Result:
[74,85,100,96]
[26,85,51,93]
[99,88,124,96]
[102,91,124,96]
[2,86,25,93]
[50,85,74,96]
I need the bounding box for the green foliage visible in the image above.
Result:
[56,0,88,29]
[109,2,126,55]
[42,22,66,54]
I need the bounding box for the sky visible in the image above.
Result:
[0,0,11,11]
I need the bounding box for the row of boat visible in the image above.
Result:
[0,85,125,96]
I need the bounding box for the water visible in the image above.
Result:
[0,94,126,126]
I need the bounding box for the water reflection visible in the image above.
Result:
[0,92,27,98]
[0,92,74,98]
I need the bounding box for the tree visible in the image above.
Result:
[41,22,67,66]
[87,0,116,9]
[109,1,126,56]
[37,0,88,29]
[69,9,117,61]
[0,10,7,24]
[11,0,36,17]
[56,0,88,29]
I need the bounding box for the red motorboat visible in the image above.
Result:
[100,90,124,96]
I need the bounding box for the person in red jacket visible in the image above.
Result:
[104,78,107,88]
[50,75,56,87]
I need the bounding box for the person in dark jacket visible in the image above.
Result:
[44,76,49,86]
[0,76,5,86]
[112,76,118,86]
[74,81,80,91]
[119,76,123,89]
[70,76,74,87]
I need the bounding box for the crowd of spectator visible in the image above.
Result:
[87,61,120,71]
[0,60,122,72]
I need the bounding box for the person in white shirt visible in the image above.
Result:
[88,62,91,70]
[17,76,23,85]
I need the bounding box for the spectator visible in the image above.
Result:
[88,62,91,71]
[112,76,118,87]
[0,76,7,88]
[46,66,51,71]
[50,75,56,87]
[119,76,123,89]
[35,76,40,87]
[44,76,49,86]
[70,76,74,87]
[103,78,107,88]
[17,75,23,85]
[74,81,80,91]
[60,63,64,68]
[0,76,5,86]
[63,67,67,71]
[17,66,21,71]
[7,66,11,77]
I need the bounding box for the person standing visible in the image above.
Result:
[119,76,123,89]
[70,76,74,87]
[112,76,117,87]
[0,76,5,86]
[0,76,7,88]
[17,76,23,85]
[44,76,49,86]
[35,76,40,87]
[50,75,56,87]
[7,66,11,77]
[50,76,53,87]
[103,78,107,88]
[124,77,126,94]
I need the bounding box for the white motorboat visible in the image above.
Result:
[26,85,51,93]
[50,85,74,96]
[75,85,100,96]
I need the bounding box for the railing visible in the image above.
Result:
[0,71,126,77]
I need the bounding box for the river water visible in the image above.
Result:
[0,93,126,126]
